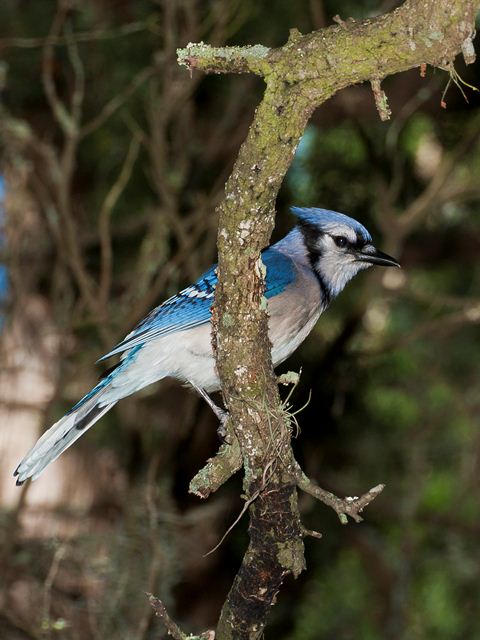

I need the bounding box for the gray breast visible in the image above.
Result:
[267,264,323,366]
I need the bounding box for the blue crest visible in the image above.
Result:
[291,206,372,243]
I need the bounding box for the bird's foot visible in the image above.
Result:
[189,382,231,444]
[216,409,231,444]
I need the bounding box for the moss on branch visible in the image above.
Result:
[189,430,242,499]
[177,43,271,75]
[178,0,476,93]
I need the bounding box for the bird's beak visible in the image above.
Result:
[356,245,400,268]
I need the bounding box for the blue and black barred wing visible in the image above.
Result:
[98,247,296,361]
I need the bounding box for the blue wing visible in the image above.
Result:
[98,247,296,361]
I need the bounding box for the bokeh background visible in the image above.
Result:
[1,1,479,638]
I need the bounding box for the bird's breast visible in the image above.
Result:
[267,268,323,366]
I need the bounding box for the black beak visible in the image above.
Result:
[356,246,400,268]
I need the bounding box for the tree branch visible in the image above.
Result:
[0,20,148,49]
[189,424,242,499]
[147,594,213,640]
[177,43,271,75]
[173,1,478,638]
[98,134,141,308]
[295,462,385,524]
[178,1,476,87]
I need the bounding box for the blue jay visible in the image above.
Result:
[14,207,399,484]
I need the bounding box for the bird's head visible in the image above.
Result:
[292,207,400,299]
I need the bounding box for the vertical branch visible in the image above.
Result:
[41,4,73,134]
[213,83,315,640]
[98,135,141,308]
[41,5,102,326]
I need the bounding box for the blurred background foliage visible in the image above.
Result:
[0,1,479,638]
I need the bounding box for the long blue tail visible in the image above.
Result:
[14,380,116,484]
[15,345,144,484]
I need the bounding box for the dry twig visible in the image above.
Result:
[147,594,214,640]
[295,462,385,524]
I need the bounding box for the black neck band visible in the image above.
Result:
[298,223,332,308]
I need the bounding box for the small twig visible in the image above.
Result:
[301,527,323,539]
[204,459,276,557]
[147,594,213,640]
[332,14,348,28]
[398,124,480,233]
[440,76,452,108]
[177,43,271,76]
[448,62,479,102]
[80,66,156,138]
[135,455,163,640]
[36,8,109,331]
[41,4,74,134]
[65,20,85,128]
[0,21,149,49]
[461,35,476,65]
[370,78,392,121]
[126,208,214,327]
[42,544,68,636]
[356,304,480,358]
[147,594,189,640]
[332,14,355,28]
[295,462,384,524]
[98,134,141,306]
[203,489,260,557]
[189,423,242,498]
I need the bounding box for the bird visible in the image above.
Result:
[14,207,399,484]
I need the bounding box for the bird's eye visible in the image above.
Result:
[334,236,348,248]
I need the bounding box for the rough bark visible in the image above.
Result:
[172,1,478,638]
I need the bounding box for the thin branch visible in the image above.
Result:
[41,4,74,135]
[189,425,242,499]
[124,207,214,329]
[370,78,392,121]
[399,126,480,233]
[147,594,189,640]
[42,544,68,635]
[204,485,262,557]
[0,21,149,49]
[65,20,85,128]
[177,43,271,75]
[296,462,385,524]
[359,304,480,358]
[147,594,212,640]
[80,66,156,138]
[98,134,141,307]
